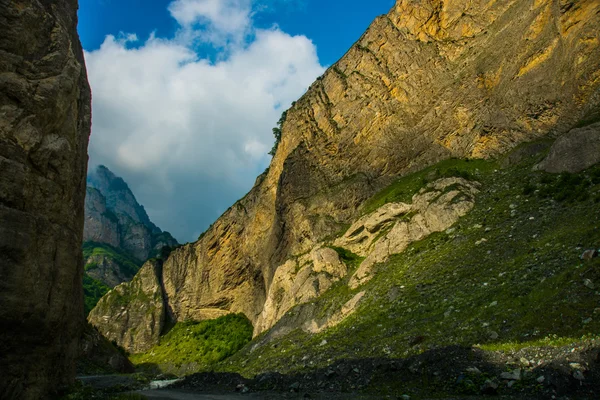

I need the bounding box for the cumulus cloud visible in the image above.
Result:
[85,0,325,242]
[169,0,252,46]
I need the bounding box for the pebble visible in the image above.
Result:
[489,331,499,340]
[500,368,521,380]
[583,279,595,290]
[480,379,498,394]
[537,376,545,383]
[466,367,482,374]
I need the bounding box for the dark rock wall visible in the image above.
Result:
[0,0,91,398]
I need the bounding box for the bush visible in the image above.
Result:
[130,314,253,370]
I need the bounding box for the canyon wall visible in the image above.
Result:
[0,0,91,398]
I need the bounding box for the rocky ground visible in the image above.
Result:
[170,341,600,399]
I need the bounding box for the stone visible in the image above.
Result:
[584,279,595,290]
[466,367,482,374]
[480,379,498,394]
[573,370,585,381]
[500,369,521,380]
[537,122,600,173]
[581,249,598,261]
[537,376,545,383]
[0,0,91,399]
[489,331,499,340]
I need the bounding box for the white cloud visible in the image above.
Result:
[169,0,253,46]
[85,0,325,242]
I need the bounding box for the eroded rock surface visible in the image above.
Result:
[0,0,91,398]
[336,178,480,288]
[88,260,166,353]
[254,247,347,335]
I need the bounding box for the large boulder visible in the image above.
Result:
[537,122,600,173]
[0,0,91,399]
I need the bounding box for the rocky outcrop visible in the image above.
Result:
[253,247,347,336]
[85,165,178,262]
[0,0,91,398]
[91,0,600,348]
[85,253,133,288]
[78,323,134,375]
[537,121,600,173]
[337,177,480,288]
[88,259,167,353]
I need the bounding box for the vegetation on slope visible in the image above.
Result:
[130,314,253,375]
[83,242,143,314]
[83,242,142,277]
[211,146,600,396]
[83,275,111,315]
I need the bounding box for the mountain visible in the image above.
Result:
[89,0,600,350]
[0,0,91,398]
[82,165,178,313]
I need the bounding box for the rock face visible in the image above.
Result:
[537,121,600,173]
[0,0,91,398]
[78,323,134,375]
[338,177,480,288]
[85,165,178,262]
[82,165,178,314]
[253,247,347,335]
[90,0,600,349]
[88,259,167,353]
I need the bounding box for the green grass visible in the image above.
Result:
[215,152,600,379]
[83,242,142,278]
[83,275,111,315]
[130,313,253,374]
[360,158,496,215]
[477,334,599,352]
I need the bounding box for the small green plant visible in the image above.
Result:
[537,172,591,202]
[268,110,288,156]
[83,275,111,315]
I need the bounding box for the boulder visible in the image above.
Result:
[537,122,600,173]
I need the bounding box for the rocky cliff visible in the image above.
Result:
[83,165,178,313]
[89,0,600,352]
[0,0,91,398]
[85,165,178,262]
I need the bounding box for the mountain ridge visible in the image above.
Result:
[83,165,178,313]
[89,0,600,355]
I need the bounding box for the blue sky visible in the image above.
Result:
[79,0,394,65]
[78,0,395,243]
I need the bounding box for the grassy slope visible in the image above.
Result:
[83,242,143,315]
[130,314,253,375]
[214,146,600,382]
